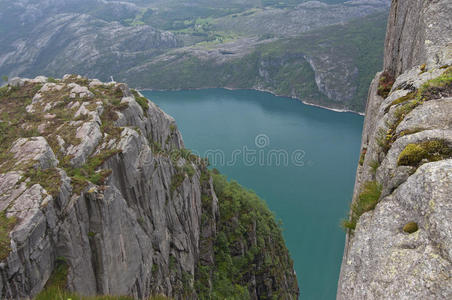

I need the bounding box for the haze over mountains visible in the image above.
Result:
[0,0,390,111]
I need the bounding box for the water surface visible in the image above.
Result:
[142,89,363,299]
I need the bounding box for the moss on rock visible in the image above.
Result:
[398,139,452,167]
[342,181,382,230]
[403,222,419,234]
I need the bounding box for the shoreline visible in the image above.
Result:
[138,86,365,116]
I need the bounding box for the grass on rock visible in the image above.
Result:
[0,211,18,260]
[398,139,452,167]
[342,181,382,230]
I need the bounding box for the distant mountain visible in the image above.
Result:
[0,0,390,112]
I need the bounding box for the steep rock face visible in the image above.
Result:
[383,0,451,76]
[0,76,298,299]
[338,0,452,298]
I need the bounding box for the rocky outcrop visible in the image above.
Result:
[338,0,452,298]
[0,75,298,299]
[383,0,452,77]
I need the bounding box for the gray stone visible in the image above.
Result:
[0,77,298,299]
[10,137,59,169]
[338,0,452,298]
[339,160,452,299]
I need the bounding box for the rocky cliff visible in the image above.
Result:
[338,0,452,298]
[0,75,298,299]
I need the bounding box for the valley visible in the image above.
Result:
[0,0,390,112]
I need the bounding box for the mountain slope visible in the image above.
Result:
[126,12,387,112]
[0,0,390,112]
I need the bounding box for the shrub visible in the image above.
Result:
[131,90,149,115]
[170,173,185,196]
[358,148,366,166]
[342,181,382,230]
[398,139,452,167]
[377,71,395,98]
[22,167,62,197]
[403,222,418,233]
[170,124,176,133]
[65,149,121,194]
[183,164,195,178]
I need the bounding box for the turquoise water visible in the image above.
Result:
[142,89,363,299]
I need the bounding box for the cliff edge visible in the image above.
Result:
[0,75,298,299]
[337,0,452,298]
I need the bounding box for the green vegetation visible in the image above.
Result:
[170,163,196,197]
[359,148,367,166]
[170,173,185,196]
[22,168,62,197]
[0,0,387,112]
[398,140,452,167]
[342,181,382,230]
[64,150,121,195]
[417,66,452,100]
[42,257,69,291]
[115,0,348,32]
[386,92,416,113]
[195,170,297,298]
[127,12,387,112]
[0,78,130,195]
[377,71,395,99]
[386,67,452,113]
[369,160,380,174]
[0,82,44,173]
[131,90,149,116]
[403,222,419,234]
[168,148,200,196]
[0,211,18,260]
[1,75,7,82]
[399,127,424,137]
[0,83,42,148]
[35,244,171,300]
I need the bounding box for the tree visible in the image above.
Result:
[1,76,8,82]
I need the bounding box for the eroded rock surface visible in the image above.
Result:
[338,0,452,298]
[0,76,298,299]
